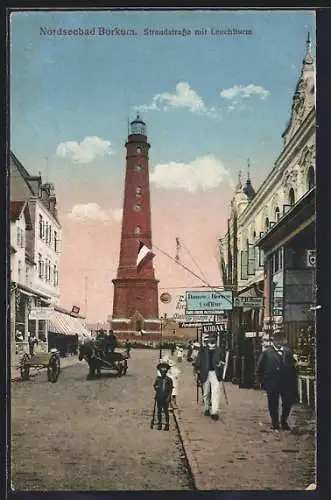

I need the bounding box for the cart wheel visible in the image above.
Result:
[47,355,60,383]
[20,354,30,381]
[117,362,123,376]
[122,359,128,375]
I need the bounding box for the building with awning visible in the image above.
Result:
[218,35,316,392]
[49,308,90,339]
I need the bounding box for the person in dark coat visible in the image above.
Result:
[124,339,131,358]
[106,330,117,353]
[153,360,173,431]
[193,335,226,420]
[255,329,297,430]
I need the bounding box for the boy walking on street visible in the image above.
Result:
[153,360,173,431]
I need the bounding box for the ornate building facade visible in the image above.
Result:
[219,35,316,385]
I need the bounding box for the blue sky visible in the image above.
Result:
[10,10,316,195]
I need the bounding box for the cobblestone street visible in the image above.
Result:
[11,348,316,491]
[11,350,193,491]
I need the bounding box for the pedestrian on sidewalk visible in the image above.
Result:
[168,359,180,408]
[193,335,225,421]
[255,328,297,431]
[28,332,38,357]
[176,345,184,363]
[153,360,173,431]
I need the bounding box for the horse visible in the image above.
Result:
[78,340,102,379]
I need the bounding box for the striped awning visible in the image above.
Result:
[48,311,90,338]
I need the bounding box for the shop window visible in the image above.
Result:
[307,166,315,191]
[288,188,295,206]
[274,251,279,273]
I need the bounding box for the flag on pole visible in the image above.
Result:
[136,241,155,270]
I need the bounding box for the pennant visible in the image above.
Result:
[136,241,155,270]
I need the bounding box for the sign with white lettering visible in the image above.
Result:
[233,296,264,308]
[201,323,227,334]
[29,307,54,320]
[185,291,233,312]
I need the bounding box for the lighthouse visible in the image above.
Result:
[111,115,160,335]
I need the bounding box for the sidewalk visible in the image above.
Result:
[11,355,80,382]
[173,358,316,491]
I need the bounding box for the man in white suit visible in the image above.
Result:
[193,334,226,420]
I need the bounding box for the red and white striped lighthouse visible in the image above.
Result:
[111,115,160,335]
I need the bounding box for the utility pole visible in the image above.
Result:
[84,276,88,320]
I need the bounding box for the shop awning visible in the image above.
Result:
[48,311,90,337]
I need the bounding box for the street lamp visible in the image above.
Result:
[159,313,167,360]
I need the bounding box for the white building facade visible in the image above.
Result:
[219,36,316,386]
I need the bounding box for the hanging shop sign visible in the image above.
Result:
[160,292,172,304]
[185,290,233,313]
[201,323,227,334]
[29,307,54,320]
[233,296,264,308]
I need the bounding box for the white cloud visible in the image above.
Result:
[56,136,115,164]
[136,82,218,118]
[220,84,270,111]
[68,203,110,222]
[149,155,233,193]
[110,208,123,222]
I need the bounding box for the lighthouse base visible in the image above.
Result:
[111,278,160,336]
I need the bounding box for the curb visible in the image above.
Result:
[172,406,202,491]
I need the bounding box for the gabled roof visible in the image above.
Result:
[10,200,33,229]
[10,151,37,196]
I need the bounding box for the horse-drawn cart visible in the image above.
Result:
[19,349,61,383]
[78,341,128,379]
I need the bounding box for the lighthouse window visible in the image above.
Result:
[134,164,142,172]
[135,226,141,235]
[133,203,142,212]
[136,146,142,153]
[136,186,142,197]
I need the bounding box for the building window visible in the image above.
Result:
[288,188,295,206]
[49,226,52,245]
[54,231,58,252]
[45,221,49,244]
[17,227,21,247]
[136,186,142,197]
[307,166,315,191]
[25,267,29,285]
[265,217,269,230]
[133,203,142,212]
[18,260,22,282]
[39,215,43,238]
[134,164,142,172]
[135,226,141,236]
[240,250,248,280]
[53,265,58,286]
[275,207,280,221]
[38,253,43,279]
